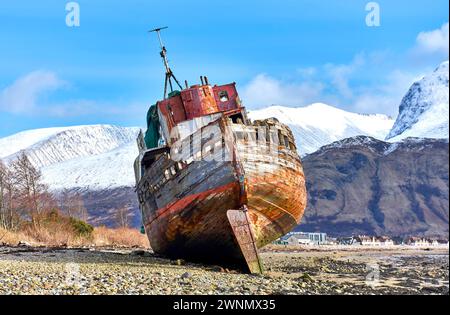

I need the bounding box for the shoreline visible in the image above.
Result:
[0,245,447,295]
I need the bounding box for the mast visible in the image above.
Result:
[149,26,183,99]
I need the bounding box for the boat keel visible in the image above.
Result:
[226,209,264,274]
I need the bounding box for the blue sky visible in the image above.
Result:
[0,0,448,137]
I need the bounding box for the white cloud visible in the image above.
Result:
[324,54,365,99]
[296,67,317,77]
[0,71,144,119]
[240,73,325,108]
[241,54,422,116]
[240,54,369,110]
[45,99,144,118]
[415,22,449,57]
[352,70,422,116]
[0,71,66,114]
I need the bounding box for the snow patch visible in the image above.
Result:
[383,143,399,155]
[387,61,449,140]
[41,141,138,190]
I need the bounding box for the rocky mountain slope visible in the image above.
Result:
[387,61,449,141]
[300,136,449,237]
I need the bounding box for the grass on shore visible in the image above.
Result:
[0,226,150,249]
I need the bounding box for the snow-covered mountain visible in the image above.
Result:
[41,141,139,191]
[387,61,449,141]
[0,125,140,190]
[0,125,140,168]
[248,103,394,156]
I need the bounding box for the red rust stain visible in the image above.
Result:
[147,181,239,227]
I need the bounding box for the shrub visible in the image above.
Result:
[69,217,94,237]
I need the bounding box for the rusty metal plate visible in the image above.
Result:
[227,209,264,274]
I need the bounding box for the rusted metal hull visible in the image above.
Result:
[136,118,307,273]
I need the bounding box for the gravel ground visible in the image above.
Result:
[0,245,448,295]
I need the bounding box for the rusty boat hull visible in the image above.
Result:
[136,117,307,273]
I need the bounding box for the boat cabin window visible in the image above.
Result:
[248,128,257,142]
[235,131,244,140]
[284,135,290,148]
[289,141,296,151]
[265,127,271,143]
[186,157,194,165]
[229,113,244,124]
[164,169,171,180]
[277,130,283,146]
[218,91,229,102]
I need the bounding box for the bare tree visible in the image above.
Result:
[0,160,17,230]
[1,154,88,233]
[59,188,72,217]
[10,152,47,228]
[59,189,88,221]
[0,160,8,229]
[116,206,130,228]
[73,193,88,222]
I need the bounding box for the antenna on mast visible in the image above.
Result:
[149,26,183,99]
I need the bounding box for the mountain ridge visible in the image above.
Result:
[387,60,449,141]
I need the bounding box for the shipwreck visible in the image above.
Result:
[134,27,307,273]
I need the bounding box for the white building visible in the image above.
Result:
[308,232,328,245]
[406,237,432,247]
[355,236,381,246]
[352,235,394,246]
[378,236,394,246]
[279,232,328,245]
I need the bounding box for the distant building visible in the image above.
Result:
[307,232,327,245]
[429,239,449,246]
[295,233,312,245]
[391,236,405,245]
[334,235,450,247]
[283,234,305,245]
[405,237,432,247]
[276,232,328,245]
[278,233,307,245]
[337,236,359,245]
[349,235,394,246]
[327,237,338,245]
[354,236,380,246]
[378,236,394,246]
[273,238,288,245]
